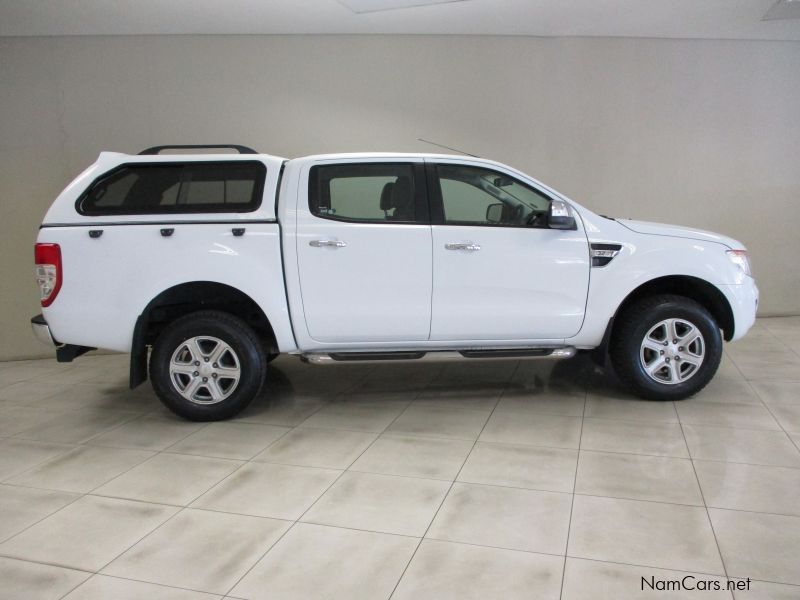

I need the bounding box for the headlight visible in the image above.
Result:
[726,249,752,277]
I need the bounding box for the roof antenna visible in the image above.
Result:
[417,138,481,158]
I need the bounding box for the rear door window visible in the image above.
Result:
[78,161,266,215]
[308,163,427,224]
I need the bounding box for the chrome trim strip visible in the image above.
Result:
[301,347,576,365]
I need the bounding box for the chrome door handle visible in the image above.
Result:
[309,239,347,248]
[445,242,481,252]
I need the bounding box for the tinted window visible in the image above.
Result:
[78,162,265,215]
[437,164,551,227]
[309,163,418,223]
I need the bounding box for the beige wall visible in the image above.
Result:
[1,34,798,360]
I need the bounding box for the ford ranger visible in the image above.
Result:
[31,144,759,420]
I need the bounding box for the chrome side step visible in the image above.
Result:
[300,347,576,365]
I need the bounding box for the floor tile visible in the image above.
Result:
[0,495,178,571]
[584,397,678,423]
[568,495,725,574]
[0,406,67,437]
[479,411,582,448]
[0,484,78,542]
[300,402,408,432]
[561,558,732,600]
[87,414,204,451]
[0,556,89,600]
[509,360,590,394]
[387,405,490,440]
[682,425,800,467]
[676,402,780,430]
[710,508,800,585]
[436,361,518,385]
[458,442,577,492]
[750,381,800,405]
[581,418,689,458]
[768,404,800,433]
[302,471,449,536]
[62,574,221,599]
[0,361,67,387]
[104,508,289,595]
[350,434,473,480]
[509,357,592,394]
[693,376,763,404]
[716,355,747,380]
[0,438,74,480]
[231,523,417,600]
[393,539,563,600]
[254,427,377,469]
[413,390,501,411]
[733,356,800,381]
[193,462,339,520]
[428,482,572,554]
[167,422,290,459]
[236,395,327,427]
[694,460,800,516]
[94,453,242,505]
[575,451,703,505]
[732,580,800,600]
[494,392,585,416]
[15,408,139,444]
[20,382,158,412]
[8,445,153,493]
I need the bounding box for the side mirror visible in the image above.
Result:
[486,203,503,224]
[548,199,577,230]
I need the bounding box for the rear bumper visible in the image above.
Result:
[31,314,57,346]
[719,279,759,342]
[31,314,95,362]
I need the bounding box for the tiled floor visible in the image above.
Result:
[0,317,799,599]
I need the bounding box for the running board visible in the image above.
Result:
[300,347,576,365]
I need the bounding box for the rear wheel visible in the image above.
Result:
[150,310,266,421]
[610,295,722,401]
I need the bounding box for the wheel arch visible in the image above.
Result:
[592,275,735,367]
[615,275,734,340]
[130,281,277,389]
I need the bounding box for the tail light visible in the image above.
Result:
[35,243,62,307]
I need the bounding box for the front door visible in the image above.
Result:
[296,160,432,344]
[428,160,590,341]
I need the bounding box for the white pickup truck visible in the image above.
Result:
[32,144,759,420]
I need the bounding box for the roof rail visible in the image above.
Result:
[138,144,258,155]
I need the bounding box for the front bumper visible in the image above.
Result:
[718,278,759,342]
[31,314,57,346]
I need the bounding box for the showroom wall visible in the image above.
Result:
[1,34,798,360]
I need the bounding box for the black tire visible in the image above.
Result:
[150,310,266,421]
[266,353,280,364]
[609,294,722,401]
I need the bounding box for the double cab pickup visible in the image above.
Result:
[32,144,759,420]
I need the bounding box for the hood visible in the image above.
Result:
[617,219,742,249]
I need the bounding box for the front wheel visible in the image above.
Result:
[610,295,722,401]
[150,310,267,421]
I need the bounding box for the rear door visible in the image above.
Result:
[428,159,591,341]
[295,159,432,344]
